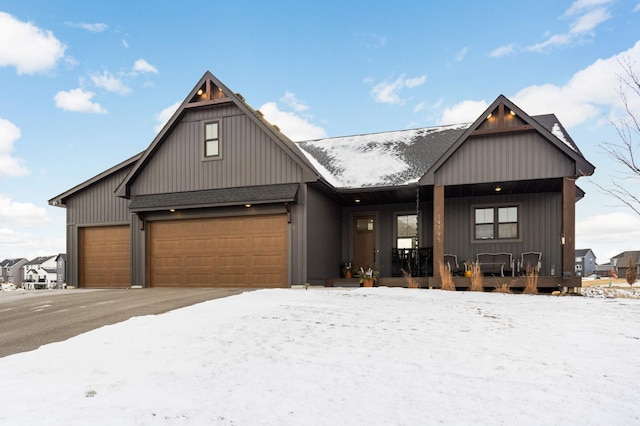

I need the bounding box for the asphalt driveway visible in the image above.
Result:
[0,288,248,358]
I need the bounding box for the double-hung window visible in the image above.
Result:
[474,206,518,240]
[204,122,220,158]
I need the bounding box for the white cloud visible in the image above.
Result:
[259,102,327,142]
[0,226,64,260]
[413,102,426,113]
[91,71,131,95]
[0,119,29,178]
[54,88,107,114]
[65,22,108,33]
[440,100,488,125]
[634,3,640,12]
[281,92,309,112]
[576,211,640,261]
[440,40,640,128]
[455,47,469,62]
[527,1,612,52]
[565,0,613,16]
[489,44,515,58]
[133,59,158,74]
[369,74,427,105]
[154,101,181,133]
[122,40,129,48]
[0,195,50,227]
[0,12,66,75]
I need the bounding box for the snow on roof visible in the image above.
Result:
[296,123,470,189]
[551,123,577,152]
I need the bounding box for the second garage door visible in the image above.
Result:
[148,214,287,288]
[80,225,131,288]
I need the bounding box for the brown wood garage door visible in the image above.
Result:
[80,226,130,288]
[148,214,287,288]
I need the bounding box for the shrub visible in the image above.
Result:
[438,261,456,291]
[401,269,420,288]
[626,257,637,287]
[493,283,512,294]
[469,262,483,292]
[523,266,538,294]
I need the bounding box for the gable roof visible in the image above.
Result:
[420,95,595,185]
[296,95,594,190]
[575,248,594,258]
[49,152,142,207]
[24,255,56,266]
[114,71,320,198]
[612,251,640,265]
[0,258,27,267]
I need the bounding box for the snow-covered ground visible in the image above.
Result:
[1,287,639,425]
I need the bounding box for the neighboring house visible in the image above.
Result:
[0,258,28,284]
[22,256,57,284]
[55,253,67,286]
[49,71,595,290]
[596,264,616,277]
[611,251,640,279]
[575,249,597,277]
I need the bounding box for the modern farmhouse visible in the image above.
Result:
[50,71,594,290]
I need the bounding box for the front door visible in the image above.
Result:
[353,215,376,271]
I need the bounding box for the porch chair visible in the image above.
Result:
[519,252,542,275]
[444,254,466,276]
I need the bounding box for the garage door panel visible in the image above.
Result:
[149,215,287,288]
[80,225,130,288]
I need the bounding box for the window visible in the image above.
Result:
[397,214,417,249]
[204,122,220,158]
[474,206,518,240]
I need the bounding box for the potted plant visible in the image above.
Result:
[359,266,379,287]
[341,261,355,278]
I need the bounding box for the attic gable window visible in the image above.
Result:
[204,121,220,158]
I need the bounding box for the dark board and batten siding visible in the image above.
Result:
[444,193,562,277]
[130,106,305,196]
[435,133,575,186]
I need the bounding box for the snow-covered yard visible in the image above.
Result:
[1,287,639,425]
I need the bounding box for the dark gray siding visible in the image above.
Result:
[443,192,562,276]
[66,168,131,224]
[130,106,305,196]
[340,202,432,278]
[306,187,341,284]
[436,133,575,186]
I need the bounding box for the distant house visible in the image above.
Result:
[50,71,595,290]
[55,253,67,286]
[0,258,28,284]
[22,256,57,285]
[575,249,596,276]
[611,251,640,279]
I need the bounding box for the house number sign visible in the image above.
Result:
[436,213,442,243]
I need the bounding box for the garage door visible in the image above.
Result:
[80,226,130,288]
[148,214,287,288]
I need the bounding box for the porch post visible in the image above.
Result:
[561,177,576,277]
[433,185,445,278]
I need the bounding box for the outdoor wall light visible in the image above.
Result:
[355,198,361,203]
[509,110,516,116]
[494,185,502,192]
[245,204,252,208]
[169,209,176,212]
[487,112,493,119]
[561,234,566,245]
[197,89,203,96]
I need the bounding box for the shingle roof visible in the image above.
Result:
[129,183,299,212]
[296,99,593,190]
[296,124,469,189]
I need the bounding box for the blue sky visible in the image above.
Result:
[0,0,639,263]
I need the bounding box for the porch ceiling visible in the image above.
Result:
[311,178,572,206]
